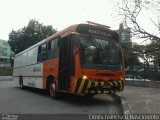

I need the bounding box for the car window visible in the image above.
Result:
[125,75,129,78]
[130,75,134,79]
[135,76,139,79]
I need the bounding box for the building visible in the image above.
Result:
[118,23,131,43]
[0,39,11,68]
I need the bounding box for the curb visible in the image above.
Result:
[0,76,13,81]
[125,80,160,88]
[0,79,12,81]
[118,95,131,115]
[112,93,131,120]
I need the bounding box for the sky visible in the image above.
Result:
[0,0,121,40]
[0,0,158,44]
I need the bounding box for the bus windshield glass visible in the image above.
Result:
[80,36,122,70]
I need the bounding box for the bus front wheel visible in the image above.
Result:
[49,81,60,99]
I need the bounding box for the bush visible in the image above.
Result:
[0,68,13,76]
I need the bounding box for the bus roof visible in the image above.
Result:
[15,23,119,57]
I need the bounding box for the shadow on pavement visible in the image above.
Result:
[15,86,119,106]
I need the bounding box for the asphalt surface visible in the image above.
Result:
[119,85,160,114]
[0,80,122,120]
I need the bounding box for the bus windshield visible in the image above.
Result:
[80,36,122,70]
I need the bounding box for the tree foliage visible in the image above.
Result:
[119,0,160,70]
[121,42,140,69]
[119,0,160,44]
[8,19,57,54]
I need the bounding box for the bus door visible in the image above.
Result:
[58,36,75,91]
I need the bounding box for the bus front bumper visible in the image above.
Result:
[74,78,124,95]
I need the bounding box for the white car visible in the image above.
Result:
[125,75,145,81]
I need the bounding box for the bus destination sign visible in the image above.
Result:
[77,24,119,41]
[88,29,112,38]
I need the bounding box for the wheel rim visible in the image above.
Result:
[50,83,55,97]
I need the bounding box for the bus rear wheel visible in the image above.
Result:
[19,76,24,90]
[49,81,60,99]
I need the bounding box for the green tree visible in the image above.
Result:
[117,0,160,80]
[118,0,160,62]
[8,19,57,54]
[121,42,140,69]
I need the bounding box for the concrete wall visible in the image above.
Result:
[125,80,160,88]
[0,76,13,81]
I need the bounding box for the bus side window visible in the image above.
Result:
[37,43,47,62]
[38,46,41,54]
[48,38,59,60]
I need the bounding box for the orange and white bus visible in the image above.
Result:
[13,21,125,99]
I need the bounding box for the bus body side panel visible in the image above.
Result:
[31,63,43,89]
[13,63,43,89]
[43,59,59,90]
[13,46,44,89]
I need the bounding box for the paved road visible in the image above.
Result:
[119,85,160,114]
[0,80,122,119]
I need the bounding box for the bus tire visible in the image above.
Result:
[49,80,60,99]
[19,76,24,90]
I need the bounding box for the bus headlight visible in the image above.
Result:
[82,75,88,79]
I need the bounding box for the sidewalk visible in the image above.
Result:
[0,76,13,81]
[119,85,160,114]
